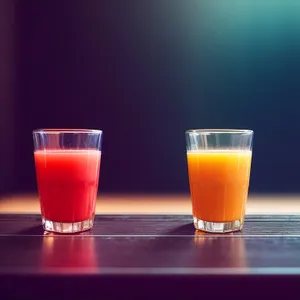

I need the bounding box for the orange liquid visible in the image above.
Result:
[187,150,252,223]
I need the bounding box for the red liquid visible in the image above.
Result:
[34,150,101,223]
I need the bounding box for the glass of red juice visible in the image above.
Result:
[33,129,103,233]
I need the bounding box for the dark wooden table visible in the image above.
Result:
[1,214,300,299]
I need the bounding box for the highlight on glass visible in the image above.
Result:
[186,129,253,233]
[33,129,103,234]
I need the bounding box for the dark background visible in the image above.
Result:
[1,0,300,195]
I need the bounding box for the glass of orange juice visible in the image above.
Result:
[186,129,253,233]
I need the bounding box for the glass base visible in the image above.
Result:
[42,217,94,233]
[193,216,243,233]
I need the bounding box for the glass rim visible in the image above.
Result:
[33,128,103,134]
[185,129,253,135]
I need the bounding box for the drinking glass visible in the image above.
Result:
[33,129,103,233]
[186,129,253,233]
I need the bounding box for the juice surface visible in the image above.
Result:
[34,149,101,222]
[187,150,252,222]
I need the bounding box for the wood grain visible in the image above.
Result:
[2,214,300,299]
